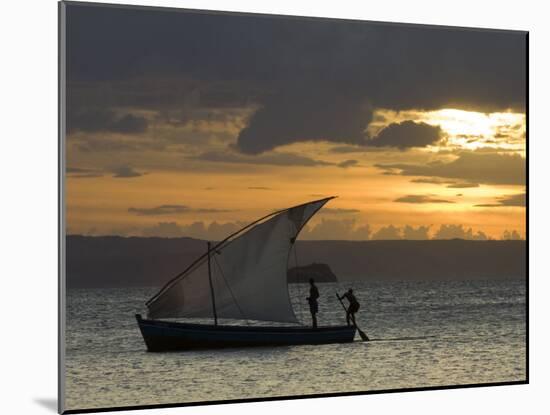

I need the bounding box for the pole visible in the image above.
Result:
[207,241,218,326]
[336,293,369,341]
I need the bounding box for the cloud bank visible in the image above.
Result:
[128,205,232,216]
[394,195,454,204]
[475,192,526,208]
[111,166,146,178]
[69,109,148,135]
[376,152,526,185]
[194,150,333,167]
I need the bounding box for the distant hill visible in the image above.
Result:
[287,263,338,283]
[65,236,526,288]
[294,239,526,282]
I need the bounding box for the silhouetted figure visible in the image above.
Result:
[307,278,319,328]
[338,288,360,327]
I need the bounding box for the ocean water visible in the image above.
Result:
[64,280,526,411]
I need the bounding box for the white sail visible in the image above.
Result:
[146,197,333,323]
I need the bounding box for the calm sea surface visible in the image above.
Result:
[65,280,526,410]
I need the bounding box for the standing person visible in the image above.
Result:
[338,288,360,327]
[306,278,320,328]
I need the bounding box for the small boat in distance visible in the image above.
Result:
[136,197,356,351]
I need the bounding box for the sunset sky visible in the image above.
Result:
[65,4,526,241]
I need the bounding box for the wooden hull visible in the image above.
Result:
[135,314,356,351]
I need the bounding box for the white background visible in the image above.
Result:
[0,0,546,414]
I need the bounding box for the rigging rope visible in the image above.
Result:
[213,254,250,326]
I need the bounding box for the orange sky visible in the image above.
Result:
[65,9,526,241]
[66,107,526,240]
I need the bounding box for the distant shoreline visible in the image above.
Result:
[65,236,526,289]
[66,234,525,242]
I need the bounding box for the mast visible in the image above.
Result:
[207,241,218,326]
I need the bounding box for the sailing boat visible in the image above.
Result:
[135,197,356,351]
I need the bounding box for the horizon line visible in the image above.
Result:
[66,234,526,242]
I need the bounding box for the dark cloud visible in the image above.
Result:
[128,204,232,216]
[394,195,454,204]
[367,121,443,149]
[329,145,388,154]
[66,5,525,154]
[110,114,148,134]
[337,159,359,168]
[194,150,333,167]
[67,173,103,179]
[111,166,146,178]
[320,208,361,215]
[329,145,371,154]
[67,78,259,133]
[67,167,92,173]
[68,109,113,133]
[457,134,484,141]
[436,146,523,157]
[467,146,520,154]
[66,5,525,111]
[75,138,166,153]
[68,109,148,134]
[247,186,273,190]
[410,177,455,185]
[66,167,104,179]
[129,205,189,215]
[475,192,526,208]
[376,152,526,185]
[410,177,480,188]
[235,89,372,154]
[133,205,182,215]
[446,182,480,189]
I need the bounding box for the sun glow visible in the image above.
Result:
[369,108,526,153]
[427,109,494,136]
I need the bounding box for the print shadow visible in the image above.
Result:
[34,398,57,413]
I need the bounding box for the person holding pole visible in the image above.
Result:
[338,288,360,327]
